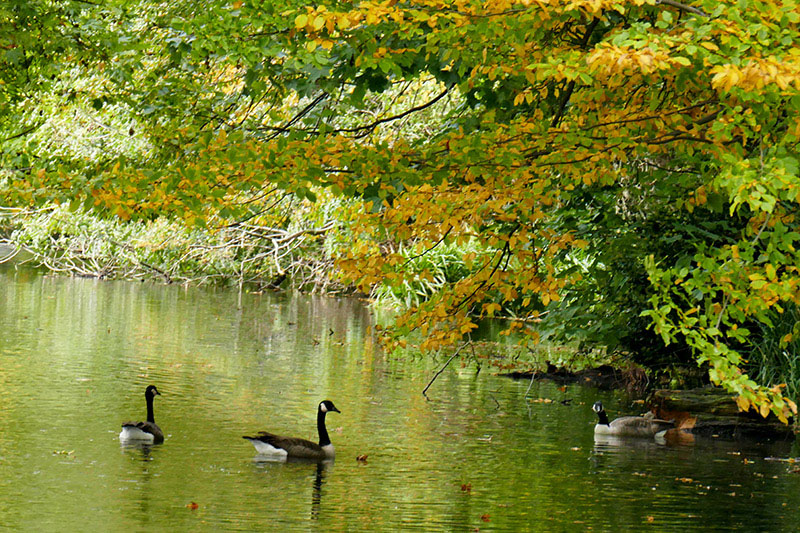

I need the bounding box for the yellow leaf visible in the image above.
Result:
[313,15,325,31]
[295,14,308,29]
[765,263,776,280]
[785,398,798,414]
[735,396,750,412]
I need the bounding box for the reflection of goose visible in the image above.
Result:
[311,462,326,520]
[119,385,164,444]
[244,400,340,461]
[593,401,672,438]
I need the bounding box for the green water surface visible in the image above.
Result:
[1,266,799,531]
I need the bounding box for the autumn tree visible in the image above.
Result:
[2,0,799,420]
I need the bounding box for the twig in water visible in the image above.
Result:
[489,394,500,410]
[422,343,468,399]
[524,370,538,398]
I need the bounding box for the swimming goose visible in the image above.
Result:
[243,400,340,461]
[593,401,673,438]
[119,385,164,444]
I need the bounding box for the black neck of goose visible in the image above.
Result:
[596,409,609,425]
[317,410,331,446]
[146,394,156,423]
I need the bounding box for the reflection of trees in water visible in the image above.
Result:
[589,434,796,531]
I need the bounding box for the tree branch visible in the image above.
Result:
[551,17,601,128]
[336,87,451,137]
[423,342,468,398]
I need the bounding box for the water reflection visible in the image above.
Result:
[1,266,800,531]
[593,433,667,450]
[249,458,332,521]
[120,442,159,460]
[311,462,327,520]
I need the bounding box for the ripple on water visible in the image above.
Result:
[1,271,799,531]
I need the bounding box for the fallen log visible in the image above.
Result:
[652,388,796,440]
[501,364,644,391]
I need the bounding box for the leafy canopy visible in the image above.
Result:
[2,0,800,420]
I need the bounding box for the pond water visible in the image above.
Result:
[1,265,799,531]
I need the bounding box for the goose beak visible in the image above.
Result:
[332,406,341,413]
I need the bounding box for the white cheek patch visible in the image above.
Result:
[320,403,328,413]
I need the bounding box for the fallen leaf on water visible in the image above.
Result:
[461,483,472,494]
[186,502,199,510]
[646,516,655,523]
[530,398,553,403]
[676,477,694,483]
[480,514,490,522]
[570,447,581,451]
[356,454,368,463]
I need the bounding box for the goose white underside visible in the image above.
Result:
[246,440,336,461]
[247,439,290,458]
[119,426,156,443]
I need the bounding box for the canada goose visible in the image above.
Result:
[592,401,673,438]
[243,400,340,461]
[119,385,164,444]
